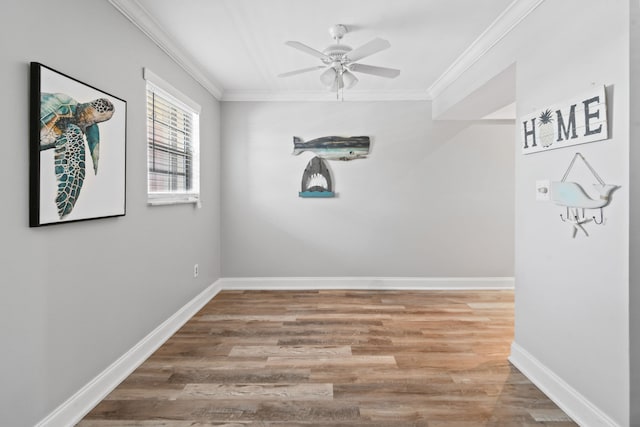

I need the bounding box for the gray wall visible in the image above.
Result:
[0,1,221,426]
[434,1,630,424]
[631,1,640,425]
[221,101,514,278]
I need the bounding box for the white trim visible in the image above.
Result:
[144,68,201,113]
[220,276,514,291]
[509,342,621,427]
[35,281,223,427]
[427,0,544,99]
[147,195,200,206]
[221,90,431,102]
[109,0,224,99]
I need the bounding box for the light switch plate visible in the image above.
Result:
[536,180,551,201]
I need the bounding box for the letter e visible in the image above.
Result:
[583,96,602,136]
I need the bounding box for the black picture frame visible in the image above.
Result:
[30,62,127,227]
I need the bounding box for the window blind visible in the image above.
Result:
[145,73,200,203]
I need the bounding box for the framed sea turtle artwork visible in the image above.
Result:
[29,62,127,226]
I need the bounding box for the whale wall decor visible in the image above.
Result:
[550,182,618,209]
[292,136,370,161]
[545,152,618,238]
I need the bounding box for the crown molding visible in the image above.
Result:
[427,0,545,100]
[110,0,540,103]
[109,0,224,100]
[221,90,431,102]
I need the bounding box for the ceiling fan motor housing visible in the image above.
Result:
[322,44,352,64]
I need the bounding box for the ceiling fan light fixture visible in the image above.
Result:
[330,74,344,92]
[320,67,337,87]
[342,70,358,89]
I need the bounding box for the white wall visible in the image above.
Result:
[434,1,630,425]
[221,101,514,278]
[0,1,221,426]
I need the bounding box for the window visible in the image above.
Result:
[145,68,200,205]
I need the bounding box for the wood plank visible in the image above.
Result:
[198,315,297,322]
[528,408,575,422]
[104,385,184,401]
[168,368,311,384]
[178,384,333,401]
[266,355,397,367]
[229,345,351,358]
[78,421,251,426]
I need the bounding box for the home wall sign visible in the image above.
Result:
[520,86,608,154]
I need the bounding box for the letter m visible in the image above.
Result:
[556,105,577,142]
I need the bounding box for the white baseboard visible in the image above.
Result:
[509,342,621,427]
[220,276,515,291]
[36,281,223,427]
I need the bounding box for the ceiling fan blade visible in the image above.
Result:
[345,38,391,62]
[278,65,326,78]
[285,41,331,61]
[349,63,400,78]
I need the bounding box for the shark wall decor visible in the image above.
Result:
[537,152,618,238]
[299,156,334,198]
[293,136,370,198]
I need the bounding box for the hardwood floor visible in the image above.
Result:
[79,290,576,426]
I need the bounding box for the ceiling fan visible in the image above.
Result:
[278,24,400,97]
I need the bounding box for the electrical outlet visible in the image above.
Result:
[193,264,199,278]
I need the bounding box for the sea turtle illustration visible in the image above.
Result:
[40,93,115,219]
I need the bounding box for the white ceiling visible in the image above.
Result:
[111,0,533,101]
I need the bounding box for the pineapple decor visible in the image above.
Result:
[538,109,555,147]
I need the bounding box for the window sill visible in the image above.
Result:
[147,195,200,207]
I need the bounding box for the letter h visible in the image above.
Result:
[523,118,536,149]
